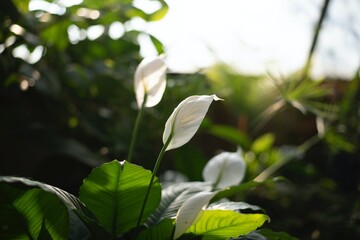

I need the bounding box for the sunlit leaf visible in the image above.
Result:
[186,210,269,240]
[147,182,212,226]
[79,160,161,236]
[0,184,69,239]
[0,176,91,219]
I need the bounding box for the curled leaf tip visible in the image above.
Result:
[212,94,224,101]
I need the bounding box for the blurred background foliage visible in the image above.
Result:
[1,0,359,239]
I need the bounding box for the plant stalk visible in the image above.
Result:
[136,134,172,227]
[127,94,147,163]
[303,0,332,77]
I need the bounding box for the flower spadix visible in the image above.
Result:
[163,94,222,151]
[174,191,216,239]
[202,148,246,189]
[134,56,167,108]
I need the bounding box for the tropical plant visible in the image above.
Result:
[0,56,296,240]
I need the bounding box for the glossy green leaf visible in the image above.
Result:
[0,177,93,239]
[79,160,161,236]
[0,176,91,219]
[147,182,212,226]
[0,184,69,239]
[186,210,269,240]
[136,219,174,240]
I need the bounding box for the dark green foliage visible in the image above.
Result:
[1,1,360,239]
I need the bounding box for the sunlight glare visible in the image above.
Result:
[29,0,66,15]
[12,45,44,64]
[76,8,100,20]
[143,0,359,78]
[87,25,105,40]
[133,0,162,14]
[108,22,125,40]
[57,0,83,7]
[10,24,25,36]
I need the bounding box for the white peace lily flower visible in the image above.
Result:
[173,191,216,239]
[134,56,167,108]
[202,148,246,189]
[163,94,222,151]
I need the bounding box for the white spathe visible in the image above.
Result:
[202,148,246,189]
[173,191,216,239]
[163,94,222,151]
[134,56,167,108]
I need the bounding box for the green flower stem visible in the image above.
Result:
[137,134,172,227]
[127,94,147,163]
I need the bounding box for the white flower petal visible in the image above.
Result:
[134,56,167,108]
[163,94,222,151]
[174,192,216,239]
[202,148,246,189]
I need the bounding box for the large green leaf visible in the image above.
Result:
[0,177,97,239]
[147,182,211,226]
[79,160,161,236]
[137,219,174,240]
[186,210,269,240]
[0,176,91,219]
[0,183,69,239]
